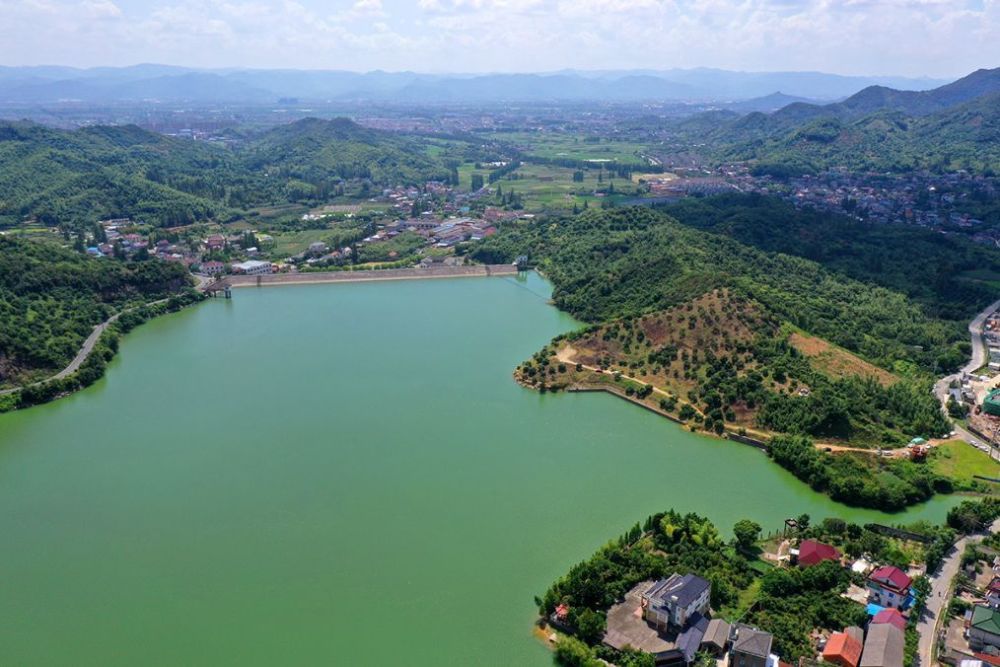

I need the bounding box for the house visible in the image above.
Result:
[200,260,225,276]
[969,605,1000,653]
[701,618,731,656]
[986,577,1000,609]
[675,613,710,664]
[859,623,905,667]
[641,573,711,630]
[307,242,328,256]
[867,566,912,609]
[872,608,907,632]
[823,631,863,667]
[730,624,773,667]
[796,540,841,567]
[230,260,272,276]
[205,234,226,251]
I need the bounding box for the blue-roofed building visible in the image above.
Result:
[867,603,886,617]
[642,573,712,631]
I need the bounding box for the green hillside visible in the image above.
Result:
[712,92,1000,175]
[0,121,227,228]
[0,117,456,230]
[0,236,191,387]
[473,206,964,373]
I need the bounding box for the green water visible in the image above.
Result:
[0,274,960,666]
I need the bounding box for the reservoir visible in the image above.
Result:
[0,273,960,666]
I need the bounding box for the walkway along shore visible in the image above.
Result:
[0,299,168,398]
[224,264,519,288]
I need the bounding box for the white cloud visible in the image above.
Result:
[0,0,995,76]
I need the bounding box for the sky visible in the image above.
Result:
[0,0,997,77]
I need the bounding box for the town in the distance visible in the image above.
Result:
[1,58,1000,667]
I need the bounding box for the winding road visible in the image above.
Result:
[933,298,1000,411]
[916,517,1000,667]
[0,300,165,397]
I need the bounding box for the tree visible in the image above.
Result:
[733,519,762,551]
[471,173,484,191]
[574,607,606,645]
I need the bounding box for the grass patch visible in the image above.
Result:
[929,439,1000,486]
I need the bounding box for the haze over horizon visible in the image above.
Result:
[1,0,997,79]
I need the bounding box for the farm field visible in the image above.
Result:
[485,130,655,163]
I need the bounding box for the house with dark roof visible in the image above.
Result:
[867,566,912,609]
[859,622,905,667]
[823,631,863,667]
[701,618,731,656]
[731,624,774,667]
[797,539,841,567]
[970,605,1000,653]
[675,613,710,664]
[642,573,712,631]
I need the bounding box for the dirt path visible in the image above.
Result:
[555,345,674,399]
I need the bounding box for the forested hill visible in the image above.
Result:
[724,92,1000,175]
[670,67,1000,175]
[242,117,454,195]
[661,194,1000,326]
[0,121,227,228]
[0,236,190,387]
[472,205,968,374]
[0,117,454,230]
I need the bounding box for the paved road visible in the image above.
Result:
[916,517,1000,667]
[933,298,1000,408]
[932,298,1000,463]
[0,299,166,397]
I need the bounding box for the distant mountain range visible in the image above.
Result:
[686,67,1000,175]
[771,67,1000,121]
[0,65,949,104]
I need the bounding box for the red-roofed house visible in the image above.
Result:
[798,540,841,567]
[822,631,863,667]
[872,608,907,632]
[868,566,913,609]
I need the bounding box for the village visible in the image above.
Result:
[76,180,528,280]
[545,514,1000,667]
[643,165,1000,244]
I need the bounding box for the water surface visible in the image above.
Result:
[0,273,959,665]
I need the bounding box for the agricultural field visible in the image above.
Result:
[484,130,655,164]
[268,229,335,258]
[495,163,648,211]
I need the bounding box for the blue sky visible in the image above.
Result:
[0,0,996,77]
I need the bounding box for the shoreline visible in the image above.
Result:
[0,292,204,412]
[223,264,520,289]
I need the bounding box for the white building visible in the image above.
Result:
[231,260,272,276]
